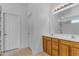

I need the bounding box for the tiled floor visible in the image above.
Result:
[2,47,48,56]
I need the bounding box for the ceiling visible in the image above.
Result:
[0,3,68,12]
[15,3,29,7]
[18,3,66,9]
[0,3,67,9]
[15,3,68,13]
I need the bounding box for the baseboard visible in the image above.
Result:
[4,48,18,52]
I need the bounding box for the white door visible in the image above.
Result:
[3,13,20,51]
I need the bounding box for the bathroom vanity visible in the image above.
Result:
[42,35,79,56]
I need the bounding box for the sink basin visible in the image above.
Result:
[71,35,79,39]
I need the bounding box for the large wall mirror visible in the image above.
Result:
[59,15,79,34]
[51,4,79,36]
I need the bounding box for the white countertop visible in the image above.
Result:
[43,34,79,42]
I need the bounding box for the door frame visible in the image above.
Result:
[2,12,21,52]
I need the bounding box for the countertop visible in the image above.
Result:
[43,34,79,42]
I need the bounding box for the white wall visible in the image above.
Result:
[50,13,60,34]
[27,4,50,54]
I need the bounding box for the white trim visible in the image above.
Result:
[2,12,21,52]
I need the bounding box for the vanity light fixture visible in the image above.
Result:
[54,3,73,12]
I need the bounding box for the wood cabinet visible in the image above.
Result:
[42,36,79,56]
[59,40,70,56]
[51,38,59,56]
[59,39,79,56]
[70,47,79,56]
[52,38,58,50]
[43,36,47,52]
[52,50,58,56]
[59,44,69,56]
[69,41,79,56]
[47,39,52,55]
[43,36,52,55]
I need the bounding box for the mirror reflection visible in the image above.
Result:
[59,15,79,34]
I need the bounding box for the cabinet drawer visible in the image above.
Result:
[52,38,58,50]
[52,41,58,50]
[60,39,79,48]
[52,38,58,42]
[43,36,52,40]
[52,45,58,50]
[52,50,58,56]
[59,39,70,44]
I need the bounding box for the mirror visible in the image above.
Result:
[50,4,79,36]
[50,4,79,40]
[59,15,79,34]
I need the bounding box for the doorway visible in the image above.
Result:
[2,12,20,52]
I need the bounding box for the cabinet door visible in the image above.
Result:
[43,38,47,52]
[59,44,69,56]
[52,38,59,56]
[52,50,58,56]
[70,47,79,56]
[52,39,58,50]
[47,39,52,55]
